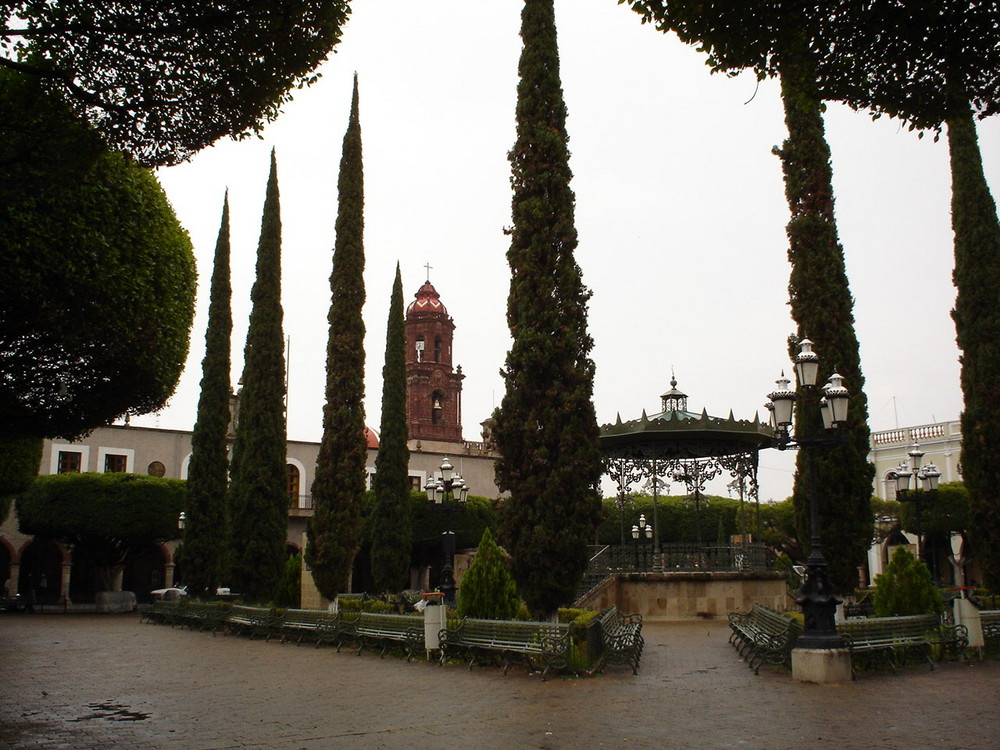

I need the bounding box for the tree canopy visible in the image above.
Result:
[18,472,185,543]
[1,1,352,165]
[17,472,185,589]
[826,1,1000,129]
[0,69,196,443]
[620,1,1000,128]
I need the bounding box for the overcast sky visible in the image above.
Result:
[142,0,999,503]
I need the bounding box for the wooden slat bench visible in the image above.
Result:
[280,608,339,646]
[438,618,571,678]
[337,612,423,661]
[281,609,358,648]
[727,603,801,674]
[226,605,284,641]
[139,600,175,625]
[182,601,231,633]
[836,614,968,677]
[138,602,159,624]
[596,606,644,675]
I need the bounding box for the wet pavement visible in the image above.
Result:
[1,613,998,749]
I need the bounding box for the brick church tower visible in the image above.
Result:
[405,278,465,443]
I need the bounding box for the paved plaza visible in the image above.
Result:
[1,613,998,749]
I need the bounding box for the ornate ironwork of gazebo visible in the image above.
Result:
[599,377,774,571]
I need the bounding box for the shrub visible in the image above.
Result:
[274,553,302,609]
[456,528,521,620]
[872,546,943,617]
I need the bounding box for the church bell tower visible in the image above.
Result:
[405,277,465,443]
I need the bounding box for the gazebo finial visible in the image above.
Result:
[661,371,688,414]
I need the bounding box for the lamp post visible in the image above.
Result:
[889,443,941,569]
[631,514,653,569]
[643,470,668,570]
[177,512,186,531]
[423,457,469,604]
[767,338,849,651]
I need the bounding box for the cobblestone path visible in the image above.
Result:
[2,614,998,749]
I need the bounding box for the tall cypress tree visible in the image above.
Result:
[306,76,367,599]
[228,151,288,603]
[184,195,233,598]
[493,0,604,619]
[810,1,1000,591]
[950,110,1000,589]
[777,26,874,595]
[622,2,874,593]
[370,264,412,593]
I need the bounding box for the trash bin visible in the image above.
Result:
[422,592,446,657]
[954,595,984,649]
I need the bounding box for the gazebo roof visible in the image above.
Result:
[599,379,774,460]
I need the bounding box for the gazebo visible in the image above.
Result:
[581,378,787,619]
[599,377,774,571]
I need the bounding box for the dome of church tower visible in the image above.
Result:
[406,280,448,318]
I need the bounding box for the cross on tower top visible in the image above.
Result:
[424,262,433,282]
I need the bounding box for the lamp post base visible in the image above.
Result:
[791,647,852,683]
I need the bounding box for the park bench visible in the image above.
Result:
[337,612,423,661]
[596,606,644,675]
[280,608,340,646]
[177,601,231,633]
[201,602,233,633]
[438,617,571,678]
[158,600,187,627]
[727,603,802,674]
[836,613,968,677]
[139,600,176,624]
[226,605,284,641]
[138,602,159,624]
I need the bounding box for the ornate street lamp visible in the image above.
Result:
[631,513,653,568]
[424,456,469,504]
[643,472,668,570]
[888,443,941,568]
[423,457,469,603]
[767,338,849,651]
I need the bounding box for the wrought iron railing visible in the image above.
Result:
[588,543,770,575]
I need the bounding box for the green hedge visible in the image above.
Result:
[17,472,185,541]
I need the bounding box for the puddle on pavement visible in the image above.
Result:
[71,702,150,722]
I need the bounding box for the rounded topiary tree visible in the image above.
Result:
[872,546,943,617]
[456,528,521,621]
